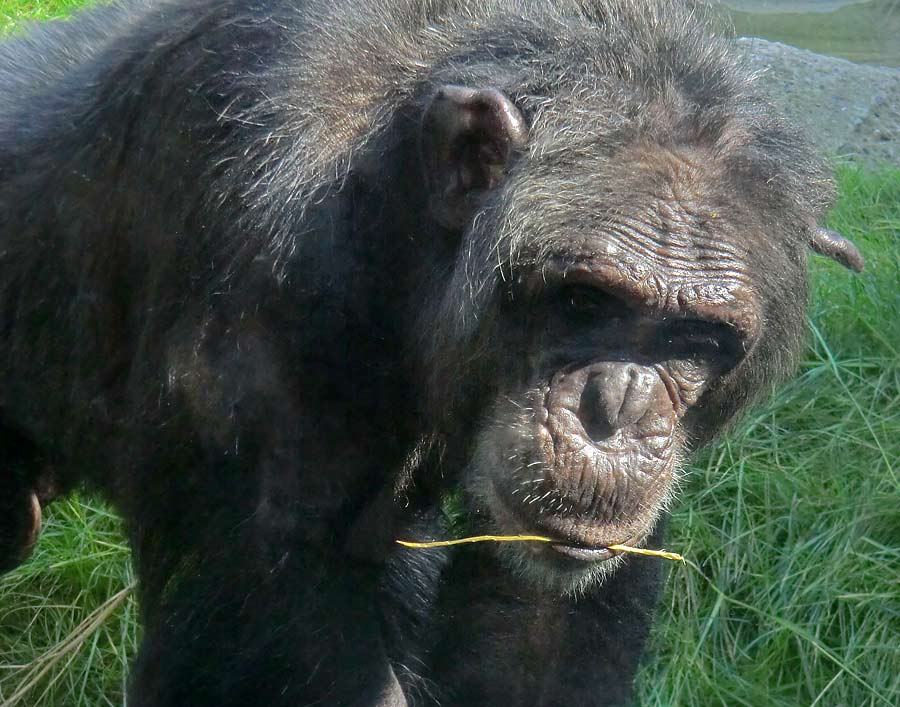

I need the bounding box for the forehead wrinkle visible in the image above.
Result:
[506,140,757,275]
[604,205,753,285]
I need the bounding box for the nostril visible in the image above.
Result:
[579,374,619,441]
[617,366,656,428]
[578,363,658,441]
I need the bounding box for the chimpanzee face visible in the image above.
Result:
[462,155,766,592]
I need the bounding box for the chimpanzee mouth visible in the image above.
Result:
[483,478,646,564]
[550,544,614,562]
[549,538,640,563]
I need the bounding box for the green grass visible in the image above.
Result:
[1,2,899,705]
[0,1,91,34]
[0,497,136,706]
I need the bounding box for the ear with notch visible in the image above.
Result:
[420,85,528,230]
[810,227,865,272]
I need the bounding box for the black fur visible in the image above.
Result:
[1,1,845,705]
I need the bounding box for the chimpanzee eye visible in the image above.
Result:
[659,319,737,364]
[559,285,621,320]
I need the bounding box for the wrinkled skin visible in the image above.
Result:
[0,1,861,705]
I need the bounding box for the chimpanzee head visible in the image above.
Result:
[404,15,862,594]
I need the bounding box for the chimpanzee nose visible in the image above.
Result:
[579,362,660,440]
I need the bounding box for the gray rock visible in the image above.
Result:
[740,37,900,167]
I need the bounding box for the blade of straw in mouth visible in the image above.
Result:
[396,535,553,547]
[396,535,684,562]
[605,544,684,562]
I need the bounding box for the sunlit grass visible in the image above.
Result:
[0,497,137,706]
[0,0,91,33]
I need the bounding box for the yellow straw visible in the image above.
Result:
[606,544,684,562]
[396,535,684,563]
[396,535,554,548]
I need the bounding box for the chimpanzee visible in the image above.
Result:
[0,1,862,705]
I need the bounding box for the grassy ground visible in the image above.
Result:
[0,0,89,33]
[1,2,899,706]
[0,499,136,706]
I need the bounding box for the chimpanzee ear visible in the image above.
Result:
[420,85,528,229]
[809,227,865,272]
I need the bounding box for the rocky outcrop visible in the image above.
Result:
[741,37,900,166]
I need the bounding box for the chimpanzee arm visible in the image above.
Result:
[113,290,417,707]
[123,454,413,707]
[129,539,407,707]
